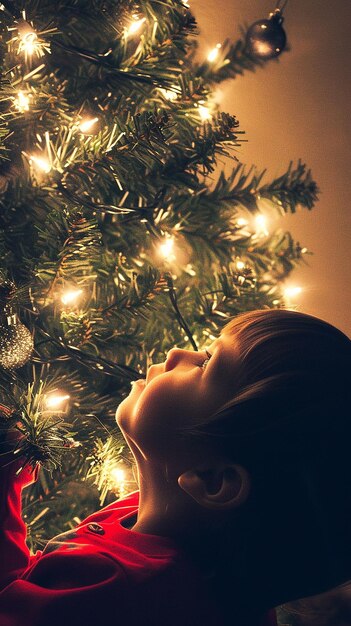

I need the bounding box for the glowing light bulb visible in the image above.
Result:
[126,16,146,37]
[19,30,38,56]
[198,105,212,121]
[207,43,221,62]
[110,467,126,495]
[79,117,99,133]
[255,214,269,237]
[29,155,51,173]
[236,260,245,270]
[158,88,178,101]
[284,286,302,299]
[236,218,248,227]
[61,289,83,305]
[45,393,70,410]
[14,90,30,112]
[159,236,175,260]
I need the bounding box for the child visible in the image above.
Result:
[1,308,350,626]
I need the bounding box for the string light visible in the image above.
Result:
[236,218,249,227]
[14,24,50,61]
[110,467,127,497]
[19,30,38,55]
[29,154,51,173]
[198,104,212,121]
[158,88,178,101]
[126,15,146,37]
[13,90,30,112]
[61,288,83,306]
[207,43,222,63]
[158,236,176,261]
[254,214,269,237]
[79,117,99,134]
[236,260,245,270]
[45,393,70,410]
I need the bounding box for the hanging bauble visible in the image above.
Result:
[245,8,287,60]
[0,309,34,370]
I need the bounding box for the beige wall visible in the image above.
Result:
[191,0,351,336]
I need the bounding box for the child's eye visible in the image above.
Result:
[201,349,212,370]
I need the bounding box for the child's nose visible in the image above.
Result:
[165,348,195,371]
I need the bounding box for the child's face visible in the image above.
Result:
[116,331,239,462]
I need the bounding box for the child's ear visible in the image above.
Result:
[177,464,251,510]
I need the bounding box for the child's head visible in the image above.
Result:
[116,308,351,609]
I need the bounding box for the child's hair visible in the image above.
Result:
[179,308,351,610]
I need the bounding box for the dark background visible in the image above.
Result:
[191,0,351,336]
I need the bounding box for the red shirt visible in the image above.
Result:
[0,461,277,626]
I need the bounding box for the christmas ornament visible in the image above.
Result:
[245,8,287,60]
[0,281,34,370]
[0,311,34,370]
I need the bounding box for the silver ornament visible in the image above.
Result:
[0,311,34,370]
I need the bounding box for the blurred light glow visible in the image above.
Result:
[159,236,175,260]
[158,88,178,101]
[237,217,249,227]
[14,90,30,112]
[110,467,126,494]
[255,214,269,236]
[61,289,83,305]
[207,43,221,62]
[198,104,212,121]
[126,16,146,37]
[79,117,99,133]
[284,286,302,299]
[18,30,38,56]
[253,41,272,56]
[45,393,70,409]
[30,155,51,173]
[236,260,245,270]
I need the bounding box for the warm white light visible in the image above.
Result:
[255,214,269,236]
[30,155,51,173]
[19,30,38,56]
[236,260,245,270]
[61,289,83,305]
[253,41,272,56]
[159,236,175,260]
[45,393,70,409]
[158,88,178,101]
[207,43,221,62]
[236,218,248,227]
[126,16,146,37]
[14,90,30,112]
[198,105,212,121]
[110,467,126,493]
[79,117,99,133]
[284,286,302,299]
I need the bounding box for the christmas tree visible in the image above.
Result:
[0,0,318,553]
